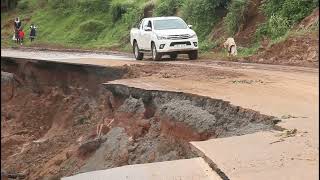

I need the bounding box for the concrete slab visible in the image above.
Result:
[62,158,221,180]
[191,131,318,180]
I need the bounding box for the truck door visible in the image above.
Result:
[141,20,152,50]
[136,19,144,48]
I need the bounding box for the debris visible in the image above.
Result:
[270,129,298,144]
[231,79,265,84]
[77,139,102,156]
[281,115,298,119]
[270,139,285,144]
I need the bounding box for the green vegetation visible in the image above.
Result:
[255,0,317,40]
[181,0,229,40]
[224,0,249,35]
[237,43,260,57]
[154,0,182,16]
[1,0,318,56]
[1,0,144,50]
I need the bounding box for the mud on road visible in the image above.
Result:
[0,57,282,179]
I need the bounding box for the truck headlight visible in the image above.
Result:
[190,33,197,38]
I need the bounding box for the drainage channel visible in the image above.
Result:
[1,57,280,180]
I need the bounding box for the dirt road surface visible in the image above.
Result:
[1,48,318,180]
[1,48,134,61]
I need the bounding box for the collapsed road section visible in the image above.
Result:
[1,57,280,179]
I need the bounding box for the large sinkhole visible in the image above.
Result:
[1,57,280,180]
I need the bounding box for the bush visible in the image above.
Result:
[122,6,143,28]
[182,0,229,40]
[48,0,77,9]
[143,1,155,17]
[255,15,290,40]
[77,0,110,13]
[154,0,182,16]
[255,22,268,40]
[268,14,290,38]
[261,0,315,25]
[199,40,219,51]
[17,0,29,10]
[77,20,105,42]
[281,0,316,24]
[110,2,132,23]
[260,0,284,18]
[256,0,315,40]
[79,20,105,33]
[224,0,249,35]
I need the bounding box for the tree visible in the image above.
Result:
[1,0,19,11]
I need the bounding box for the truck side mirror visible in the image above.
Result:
[144,26,152,31]
[188,25,192,29]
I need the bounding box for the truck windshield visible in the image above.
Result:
[153,19,188,30]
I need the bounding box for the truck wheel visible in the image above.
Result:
[170,53,178,60]
[188,50,198,60]
[151,43,162,61]
[133,41,144,60]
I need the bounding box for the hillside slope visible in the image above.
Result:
[1,0,319,66]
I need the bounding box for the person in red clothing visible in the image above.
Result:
[18,29,25,45]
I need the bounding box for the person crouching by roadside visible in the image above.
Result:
[18,29,25,45]
[29,24,37,42]
[223,37,237,56]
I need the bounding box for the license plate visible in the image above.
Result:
[175,44,186,48]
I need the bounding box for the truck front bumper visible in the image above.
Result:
[155,38,198,53]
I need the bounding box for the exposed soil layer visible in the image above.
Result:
[247,30,319,67]
[1,57,279,179]
[245,8,319,67]
[234,0,265,46]
[297,8,319,30]
[210,0,264,47]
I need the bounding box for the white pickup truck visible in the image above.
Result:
[130,16,198,61]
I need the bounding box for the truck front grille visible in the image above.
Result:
[167,34,191,40]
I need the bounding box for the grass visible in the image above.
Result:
[237,44,261,57]
[200,43,261,60]
[1,0,144,51]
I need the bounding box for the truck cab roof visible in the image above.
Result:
[142,16,182,21]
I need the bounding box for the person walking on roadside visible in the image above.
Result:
[13,17,22,44]
[13,17,22,31]
[29,23,37,42]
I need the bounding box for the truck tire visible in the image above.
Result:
[151,43,162,61]
[188,50,198,60]
[170,53,178,60]
[133,41,144,60]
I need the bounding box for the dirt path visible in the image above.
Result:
[1,49,318,179]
